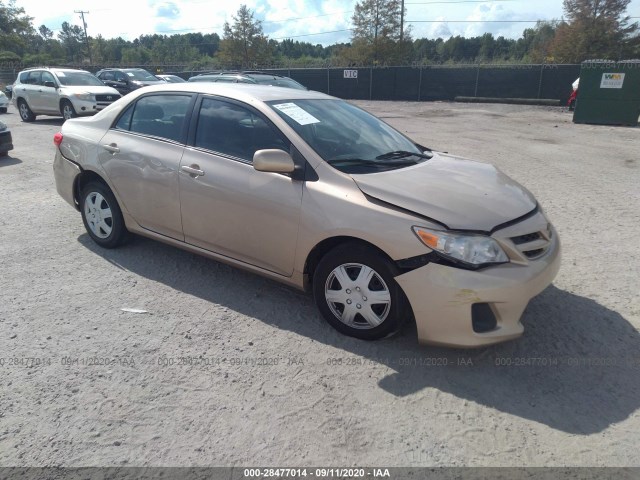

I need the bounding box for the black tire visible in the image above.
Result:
[568,99,576,111]
[80,181,129,249]
[17,99,36,122]
[61,100,77,120]
[312,242,409,340]
[0,107,7,114]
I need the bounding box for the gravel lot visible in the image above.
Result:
[0,100,638,467]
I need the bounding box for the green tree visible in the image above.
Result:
[551,0,639,61]
[350,0,410,64]
[58,21,86,63]
[0,0,34,59]
[218,5,270,67]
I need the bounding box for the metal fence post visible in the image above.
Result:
[327,66,330,95]
[474,63,480,97]
[418,66,423,101]
[537,62,544,99]
[369,67,373,100]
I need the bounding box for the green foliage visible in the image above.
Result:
[1,1,638,68]
[218,4,270,68]
[349,0,410,64]
[551,0,639,61]
[0,0,34,58]
[0,49,19,62]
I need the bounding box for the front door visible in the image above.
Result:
[179,96,303,276]
[98,93,194,240]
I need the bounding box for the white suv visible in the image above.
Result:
[12,68,121,122]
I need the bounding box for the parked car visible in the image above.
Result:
[189,71,307,90]
[4,84,12,99]
[0,90,9,113]
[0,120,13,156]
[53,83,560,347]
[156,74,186,83]
[96,68,165,96]
[12,67,121,122]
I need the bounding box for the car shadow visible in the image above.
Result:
[77,233,640,435]
[32,118,65,127]
[0,155,22,166]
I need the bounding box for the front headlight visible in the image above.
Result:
[73,92,95,102]
[413,226,509,268]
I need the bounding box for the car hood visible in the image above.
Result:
[351,153,537,232]
[60,85,120,96]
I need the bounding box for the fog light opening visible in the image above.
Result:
[472,303,497,333]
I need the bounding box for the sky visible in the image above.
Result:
[14,0,640,46]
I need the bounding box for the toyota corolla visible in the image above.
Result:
[53,84,560,347]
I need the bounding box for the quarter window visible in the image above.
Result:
[194,98,288,162]
[115,95,192,143]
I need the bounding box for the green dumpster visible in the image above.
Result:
[573,60,640,126]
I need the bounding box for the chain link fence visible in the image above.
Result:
[1,63,581,104]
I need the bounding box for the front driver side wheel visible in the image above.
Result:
[80,181,129,248]
[312,243,409,340]
[61,100,77,120]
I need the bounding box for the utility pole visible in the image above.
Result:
[400,0,405,42]
[75,10,93,65]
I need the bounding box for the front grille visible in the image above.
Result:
[96,94,120,102]
[511,232,542,245]
[508,228,551,261]
[523,248,545,259]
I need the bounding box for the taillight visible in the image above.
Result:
[53,132,63,147]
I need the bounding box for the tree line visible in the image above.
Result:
[0,0,638,69]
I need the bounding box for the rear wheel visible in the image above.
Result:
[80,181,129,248]
[18,99,36,122]
[61,100,77,120]
[312,243,409,340]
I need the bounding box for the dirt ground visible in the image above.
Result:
[0,100,638,468]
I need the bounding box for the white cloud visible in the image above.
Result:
[16,0,609,45]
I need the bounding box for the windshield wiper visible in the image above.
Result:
[326,157,418,169]
[375,150,433,161]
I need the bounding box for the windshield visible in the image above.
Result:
[54,71,104,87]
[268,99,427,173]
[124,69,158,81]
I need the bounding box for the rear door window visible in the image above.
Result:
[114,95,193,143]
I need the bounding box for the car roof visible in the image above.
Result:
[21,67,89,73]
[133,82,330,103]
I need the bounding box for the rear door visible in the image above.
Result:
[16,71,41,111]
[178,96,303,276]
[98,93,195,240]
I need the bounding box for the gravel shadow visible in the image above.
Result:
[77,233,640,435]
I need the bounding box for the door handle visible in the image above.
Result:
[102,143,120,154]
[181,165,205,177]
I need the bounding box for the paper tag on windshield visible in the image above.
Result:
[127,72,134,77]
[56,71,66,77]
[273,103,320,125]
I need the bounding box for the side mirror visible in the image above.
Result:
[43,81,56,88]
[253,149,295,174]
